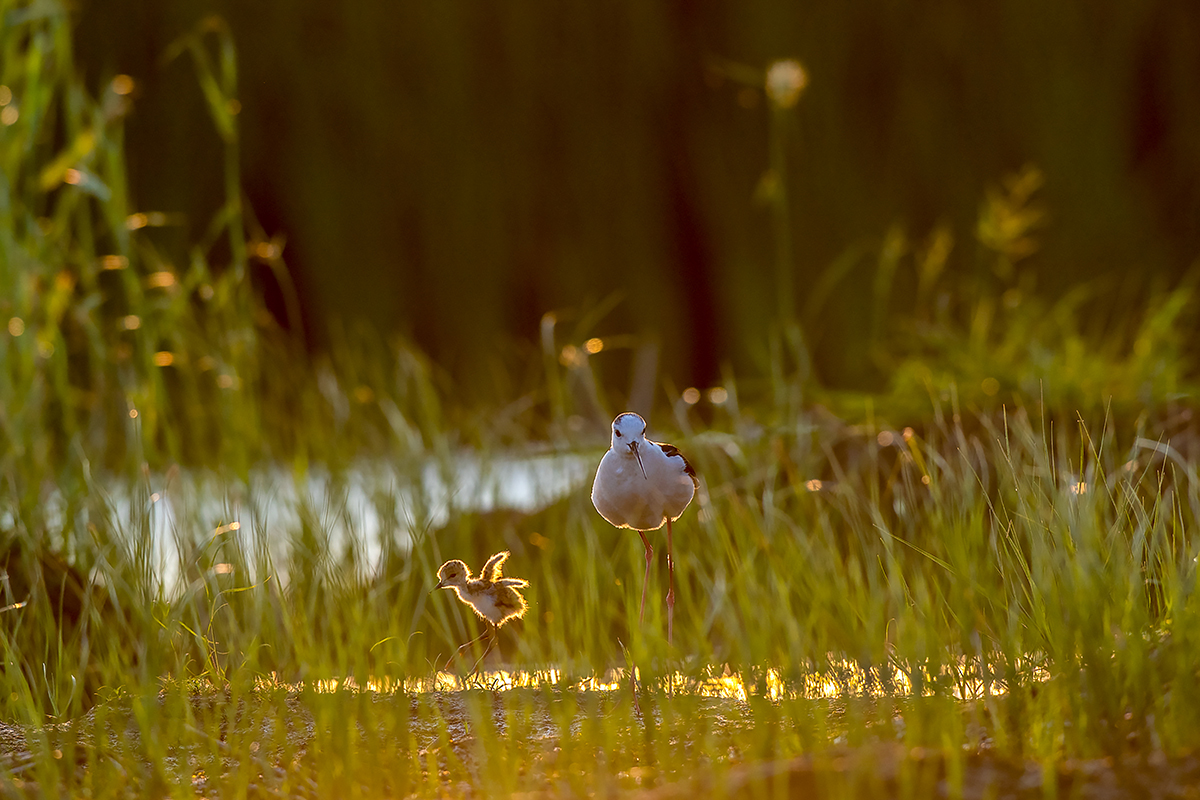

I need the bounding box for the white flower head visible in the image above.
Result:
[765,59,808,109]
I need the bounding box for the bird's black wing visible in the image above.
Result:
[657,442,699,490]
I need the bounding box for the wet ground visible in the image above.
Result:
[0,687,1195,799]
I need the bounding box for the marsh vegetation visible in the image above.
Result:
[3,4,1199,798]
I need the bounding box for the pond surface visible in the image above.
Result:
[16,451,595,594]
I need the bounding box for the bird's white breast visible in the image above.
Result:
[454,586,503,624]
[591,445,695,531]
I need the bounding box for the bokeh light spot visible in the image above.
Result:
[7,317,24,336]
[111,74,134,96]
[682,387,701,405]
[765,59,808,108]
[146,271,176,289]
[559,345,583,367]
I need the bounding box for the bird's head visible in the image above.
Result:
[611,412,648,478]
[434,560,469,590]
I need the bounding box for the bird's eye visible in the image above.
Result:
[615,430,622,438]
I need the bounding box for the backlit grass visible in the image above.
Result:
[3,4,1200,798]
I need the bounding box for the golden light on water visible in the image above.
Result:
[153,351,175,367]
[252,656,1036,702]
[585,337,604,354]
[805,479,823,491]
[682,387,701,405]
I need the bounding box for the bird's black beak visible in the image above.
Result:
[629,440,648,479]
[430,580,445,594]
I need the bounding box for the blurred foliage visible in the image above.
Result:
[0,1,1194,477]
[0,6,450,490]
[74,0,1200,393]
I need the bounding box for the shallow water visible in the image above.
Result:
[9,451,594,594]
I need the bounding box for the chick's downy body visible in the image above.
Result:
[435,552,528,628]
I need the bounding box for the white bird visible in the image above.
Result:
[591,412,697,645]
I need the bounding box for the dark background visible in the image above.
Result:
[75,1,1200,393]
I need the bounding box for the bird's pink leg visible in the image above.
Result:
[666,517,676,646]
[469,625,498,675]
[637,530,653,625]
[446,627,491,672]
